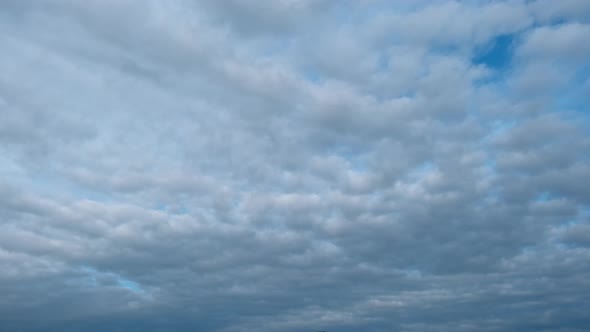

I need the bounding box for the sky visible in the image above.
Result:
[1,1,590,331]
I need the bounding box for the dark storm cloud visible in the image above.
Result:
[1,1,589,331]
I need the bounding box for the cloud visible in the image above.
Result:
[1,1,589,331]
[518,23,590,62]
[529,0,590,24]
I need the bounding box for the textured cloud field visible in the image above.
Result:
[1,1,590,331]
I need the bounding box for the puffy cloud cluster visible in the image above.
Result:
[1,1,589,331]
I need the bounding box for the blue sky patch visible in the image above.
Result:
[472,34,516,71]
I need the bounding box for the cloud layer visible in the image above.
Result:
[1,1,589,331]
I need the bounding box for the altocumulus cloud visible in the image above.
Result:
[1,1,590,331]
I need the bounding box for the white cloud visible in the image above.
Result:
[518,23,590,61]
[1,1,589,331]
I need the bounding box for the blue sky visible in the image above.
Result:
[473,33,514,70]
[1,1,590,331]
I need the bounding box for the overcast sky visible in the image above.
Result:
[1,1,590,331]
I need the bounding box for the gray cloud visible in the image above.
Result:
[1,1,589,331]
